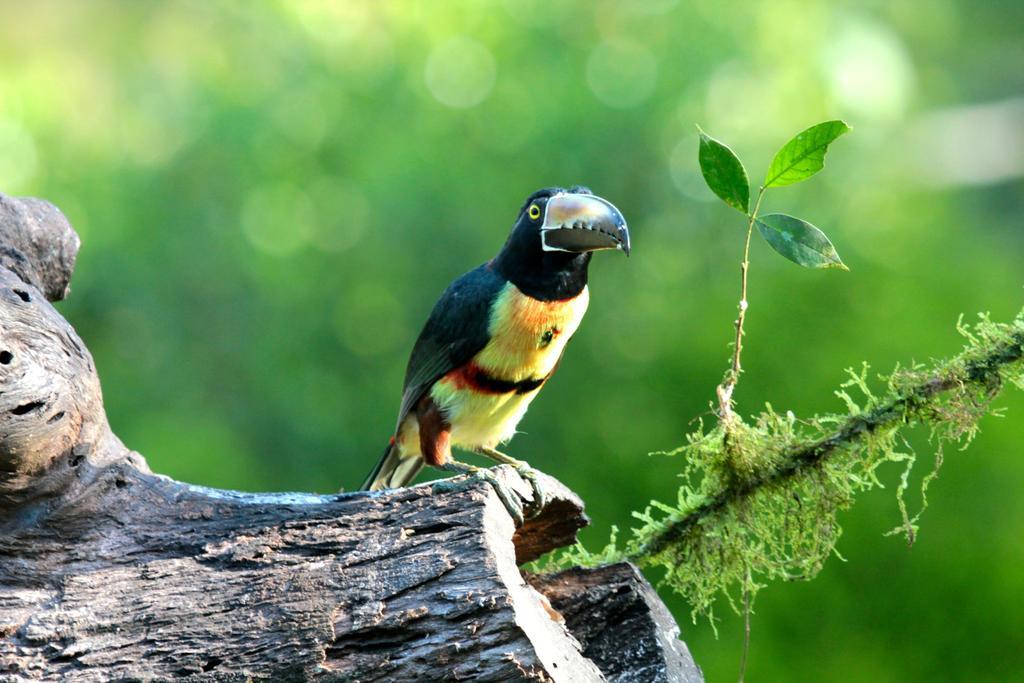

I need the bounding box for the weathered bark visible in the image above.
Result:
[0,192,703,682]
[529,565,703,683]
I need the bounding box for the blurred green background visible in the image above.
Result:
[2,0,1022,679]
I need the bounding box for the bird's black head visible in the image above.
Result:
[492,186,630,301]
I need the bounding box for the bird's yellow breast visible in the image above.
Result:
[476,283,590,381]
[427,283,590,449]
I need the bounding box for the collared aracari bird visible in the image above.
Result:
[361,186,629,519]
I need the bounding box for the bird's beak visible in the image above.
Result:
[540,193,631,256]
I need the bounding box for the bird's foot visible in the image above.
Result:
[474,447,547,518]
[438,461,525,526]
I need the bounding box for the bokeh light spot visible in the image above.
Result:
[586,41,658,109]
[287,0,371,47]
[119,107,192,168]
[670,136,716,202]
[824,16,914,122]
[308,176,369,252]
[242,183,316,256]
[272,90,327,151]
[334,284,406,357]
[425,37,497,109]
[705,61,778,134]
[906,98,1024,187]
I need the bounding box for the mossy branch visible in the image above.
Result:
[634,319,1023,560]
[547,310,1024,621]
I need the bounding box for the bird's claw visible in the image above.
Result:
[472,447,548,520]
[511,463,546,518]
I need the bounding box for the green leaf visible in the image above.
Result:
[756,213,848,270]
[697,126,749,213]
[764,120,851,188]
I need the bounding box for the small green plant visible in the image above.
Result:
[538,120,1024,682]
[698,120,850,424]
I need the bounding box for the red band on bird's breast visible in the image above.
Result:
[443,362,547,395]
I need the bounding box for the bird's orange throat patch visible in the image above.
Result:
[476,283,590,381]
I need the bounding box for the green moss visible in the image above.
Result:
[543,310,1024,623]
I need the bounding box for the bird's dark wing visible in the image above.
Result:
[394,263,507,432]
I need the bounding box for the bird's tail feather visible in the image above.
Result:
[361,441,424,491]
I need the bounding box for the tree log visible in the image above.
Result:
[0,192,703,682]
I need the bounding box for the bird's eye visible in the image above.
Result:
[528,203,541,220]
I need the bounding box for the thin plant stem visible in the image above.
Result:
[738,567,752,683]
[717,186,767,423]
